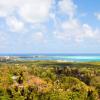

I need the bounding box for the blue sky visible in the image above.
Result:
[0,0,100,54]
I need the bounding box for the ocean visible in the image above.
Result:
[0,54,100,62]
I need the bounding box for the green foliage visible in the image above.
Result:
[0,61,99,100]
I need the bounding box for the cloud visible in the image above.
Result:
[58,0,77,18]
[62,19,79,30]
[53,0,100,43]
[6,16,24,32]
[0,0,100,48]
[0,0,20,17]
[94,13,100,20]
[0,0,52,23]
[82,24,97,37]
[54,18,99,43]
[75,24,99,42]
[19,0,52,23]
[32,32,46,43]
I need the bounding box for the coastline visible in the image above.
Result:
[1,54,100,62]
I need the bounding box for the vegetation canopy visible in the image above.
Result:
[0,61,100,100]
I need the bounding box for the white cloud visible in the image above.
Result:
[54,19,99,43]
[0,0,20,17]
[58,0,77,18]
[75,24,99,43]
[0,0,52,23]
[19,0,52,23]
[55,19,80,40]
[6,16,24,32]
[94,13,100,20]
[50,13,56,20]
[82,24,97,38]
[54,31,72,41]
[0,0,99,45]
[62,19,80,30]
[32,32,46,43]
[55,0,100,43]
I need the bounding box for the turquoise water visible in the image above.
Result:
[1,54,100,62]
[16,54,100,62]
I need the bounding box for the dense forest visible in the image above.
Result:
[0,61,100,100]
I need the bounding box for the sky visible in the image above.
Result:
[0,0,100,54]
